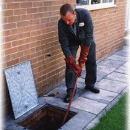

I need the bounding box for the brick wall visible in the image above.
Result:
[92,1,126,59]
[2,0,126,115]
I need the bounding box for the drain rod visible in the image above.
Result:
[62,77,78,125]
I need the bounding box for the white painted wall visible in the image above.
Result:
[125,0,130,31]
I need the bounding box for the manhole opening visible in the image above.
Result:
[19,105,76,130]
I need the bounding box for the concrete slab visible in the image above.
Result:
[83,117,100,130]
[96,79,127,93]
[98,59,124,69]
[105,71,129,83]
[77,81,85,89]
[123,61,129,67]
[97,65,115,74]
[115,50,129,57]
[97,71,108,82]
[72,97,107,115]
[81,89,118,104]
[45,84,66,99]
[81,71,86,79]
[115,65,129,75]
[107,54,128,62]
[59,111,95,130]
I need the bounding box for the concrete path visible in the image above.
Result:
[4,46,129,130]
[44,46,129,130]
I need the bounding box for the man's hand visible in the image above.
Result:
[65,55,82,77]
[79,45,90,68]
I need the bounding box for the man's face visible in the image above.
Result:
[61,11,76,26]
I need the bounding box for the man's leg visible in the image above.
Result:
[85,42,99,93]
[64,46,78,103]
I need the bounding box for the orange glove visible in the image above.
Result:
[79,45,90,68]
[65,55,82,77]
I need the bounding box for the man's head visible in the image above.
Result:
[60,3,76,26]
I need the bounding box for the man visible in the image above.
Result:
[58,3,100,103]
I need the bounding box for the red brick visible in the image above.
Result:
[23,48,35,55]
[12,39,25,47]
[20,55,31,62]
[21,14,32,21]
[14,9,27,15]
[4,23,16,30]
[5,47,17,55]
[11,52,23,59]
[21,2,32,8]
[29,19,40,25]
[32,13,44,19]
[3,10,13,16]
[3,55,11,61]
[27,8,38,14]
[33,2,43,7]
[24,37,36,43]
[4,0,13,2]
[3,42,11,49]
[30,41,41,48]
[6,59,19,67]
[4,34,18,42]
[17,44,30,51]
[44,1,52,6]
[17,21,29,28]
[17,32,30,39]
[3,30,11,36]
[7,3,20,9]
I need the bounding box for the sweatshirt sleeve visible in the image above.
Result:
[81,10,94,47]
[58,20,72,57]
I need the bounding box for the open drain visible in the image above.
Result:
[19,105,76,130]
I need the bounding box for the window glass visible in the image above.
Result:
[103,0,113,3]
[91,0,100,4]
[76,0,89,5]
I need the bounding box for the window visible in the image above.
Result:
[76,0,116,10]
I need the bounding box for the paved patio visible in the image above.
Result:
[4,46,129,130]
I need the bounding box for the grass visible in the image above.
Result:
[90,93,127,130]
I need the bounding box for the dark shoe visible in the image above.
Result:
[64,90,76,103]
[85,86,100,93]
[64,94,71,103]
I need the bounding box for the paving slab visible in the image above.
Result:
[96,78,127,93]
[72,97,107,115]
[97,65,115,74]
[105,71,129,83]
[81,70,86,79]
[123,61,129,67]
[97,59,124,69]
[81,89,118,104]
[107,54,128,62]
[97,71,108,82]
[59,111,95,130]
[77,81,86,89]
[115,50,129,57]
[83,116,100,130]
[115,65,129,75]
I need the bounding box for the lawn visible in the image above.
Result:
[90,93,127,130]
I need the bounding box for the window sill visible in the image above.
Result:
[76,3,116,11]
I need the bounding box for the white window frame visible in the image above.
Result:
[76,0,116,11]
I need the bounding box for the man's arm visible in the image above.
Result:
[58,19,71,57]
[58,19,81,77]
[82,10,94,47]
[78,10,94,68]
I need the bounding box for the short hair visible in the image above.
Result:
[60,3,75,16]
